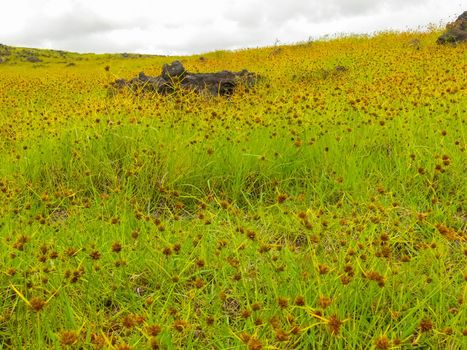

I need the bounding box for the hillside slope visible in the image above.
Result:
[0,30,466,349]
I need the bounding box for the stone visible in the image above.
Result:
[437,11,467,44]
[0,44,10,56]
[26,56,42,63]
[161,60,187,80]
[111,61,258,96]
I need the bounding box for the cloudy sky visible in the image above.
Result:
[0,0,463,55]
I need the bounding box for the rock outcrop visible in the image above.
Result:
[111,61,258,96]
[437,11,467,44]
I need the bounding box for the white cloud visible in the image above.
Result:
[0,0,463,54]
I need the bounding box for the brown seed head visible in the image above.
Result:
[318,264,329,274]
[29,297,46,312]
[251,302,262,311]
[146,324,161,336]
[59,331,79,346]
[122,314,136,328]
[278,297,288,309]
[319,296,332,309]
[89,250,101,260]
[275,329,289,341]
[277,193,288,203]
[419,319,433,332]
[241,309,252,319]
[240,332,250,343]
[375,335,390,349]
[248,337,262,350]
[327,314,343,335]
[112,242,122,253]
[294,295,305,306]
[149,337,159,350]
[173,319,188,332]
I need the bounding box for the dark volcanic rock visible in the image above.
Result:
[111,61,258,96]
[437,11,467,44]
[25,56,42,63]
[0,44,10,56]
[161,60,187,80]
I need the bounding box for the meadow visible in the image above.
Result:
[0,30,465,349]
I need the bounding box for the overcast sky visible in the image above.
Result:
[0,0,463,55]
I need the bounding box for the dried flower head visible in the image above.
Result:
[327,314,343,335]
[59,331,79,346]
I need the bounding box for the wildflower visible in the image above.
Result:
[343,265,354,275]
[277,193,288,203]
[278,297,288,309]
[365,271,385,287]
[318,264,329,274]
[131,229,139,239]
[206,316,215,325]
[173,319,188,332]
[122,314,136,328]
[146,324,161,336]
[275,329,289,341]
[111,242,122,253]
[251,302,262,311]
[442,327,453,335]
[327,314,343,335]
[248,337,262,350]
[290,325,302,335]
[89,250,101,260]
[375,335,390,349]
[29,297,46,312]
[247,230,256,240]
[59,331,78,346]
[419,318,433,332]
[319,296,332,309]
[340,275,352,285]
[241,309,252,318]
[294,296,305,306]
[90,333,105,348]
[269,315,281,329]
[149,337,159,350]
[194,277,204,288]
[172,243,181,253]
[240,332,250,343]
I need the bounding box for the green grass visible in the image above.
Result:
[0,30,466,349]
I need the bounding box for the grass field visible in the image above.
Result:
[0,30,466,349]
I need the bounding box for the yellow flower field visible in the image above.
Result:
[0,30,465,349]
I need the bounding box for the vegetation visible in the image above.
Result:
[0,30,465,349]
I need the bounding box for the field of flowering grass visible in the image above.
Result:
[0,30,466,349]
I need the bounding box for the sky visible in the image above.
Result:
[0,0,463,55]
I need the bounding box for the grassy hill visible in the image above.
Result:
[0,30,466,349]
[0,43,161,65]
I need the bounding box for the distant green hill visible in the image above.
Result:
[0,43,160,65]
